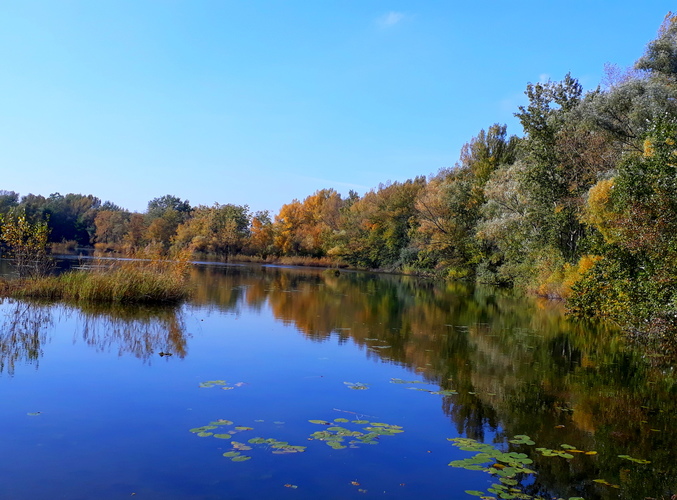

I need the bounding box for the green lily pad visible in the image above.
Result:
[344,382,369,390]
[199,380,228,388]
[231,455,251,462]
[210,419,234,426]
[213,433,232,439]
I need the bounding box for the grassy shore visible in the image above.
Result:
[0,258,191,305]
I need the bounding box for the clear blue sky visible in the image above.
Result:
[0,1,671,214]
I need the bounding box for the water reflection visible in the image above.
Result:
[0,299,52,375]
[75,303,188,360]
[188,265,677,499]
[0,299,188,374]
[2,262,677,498]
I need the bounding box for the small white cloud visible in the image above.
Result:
[538,73,550,83]
[377,11,405,28]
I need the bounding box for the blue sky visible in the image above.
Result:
[0,1,672,214]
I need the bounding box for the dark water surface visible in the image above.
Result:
[1,263,676,499]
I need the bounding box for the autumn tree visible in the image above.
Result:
[334,179,424,269]
[249,210,275,257]
[0,212,53,278]
[94,210,131,249]
[273,189,343,257]
[173,203,250,256]
[414,124,518,278]
[143,195,192,250]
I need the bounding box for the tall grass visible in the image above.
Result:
[228,254,347,268]
[4,252,192,305]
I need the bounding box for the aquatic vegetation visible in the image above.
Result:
[308,418,404,449]
[448,436,593,500]
[344,382,369,390]
[190,419,307,462]
[247,437,306,454]
[389,378,425,384]
[198,380,228,388]
[8,257,191,305]
[618,454,651,464]
[592,478,619,489]
[408,387,458,396]
[198,380,246,390]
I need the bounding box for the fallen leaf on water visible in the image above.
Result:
[284,484,298,489]
[351,481,360,486]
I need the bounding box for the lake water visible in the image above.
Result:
[1,263,676,499]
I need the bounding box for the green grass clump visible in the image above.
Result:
[8,260,191,305]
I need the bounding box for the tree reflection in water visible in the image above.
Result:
[188,264,677,499]
[75,303,188,360]
[0,299,52,375]
[0,299,188,375]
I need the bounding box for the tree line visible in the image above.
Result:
[3,13,677,335]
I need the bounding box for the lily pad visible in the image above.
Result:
[199,380,228,388]
[210,419,234,426]
[344,382,369,390]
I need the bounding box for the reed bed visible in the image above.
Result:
[4,257,191,305]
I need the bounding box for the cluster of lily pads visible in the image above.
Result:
[189,419,306,462]
[223,438,307,462]
[190,416,405,460]
[534,444,597,459]
[308,418,404,449]
[189,419,253,439]
[449,433,654,499]
[198,380,246,390]
[448,436,596,499]
[343,382,369,390]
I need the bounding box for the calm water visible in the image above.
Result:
[1,263,676,499]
